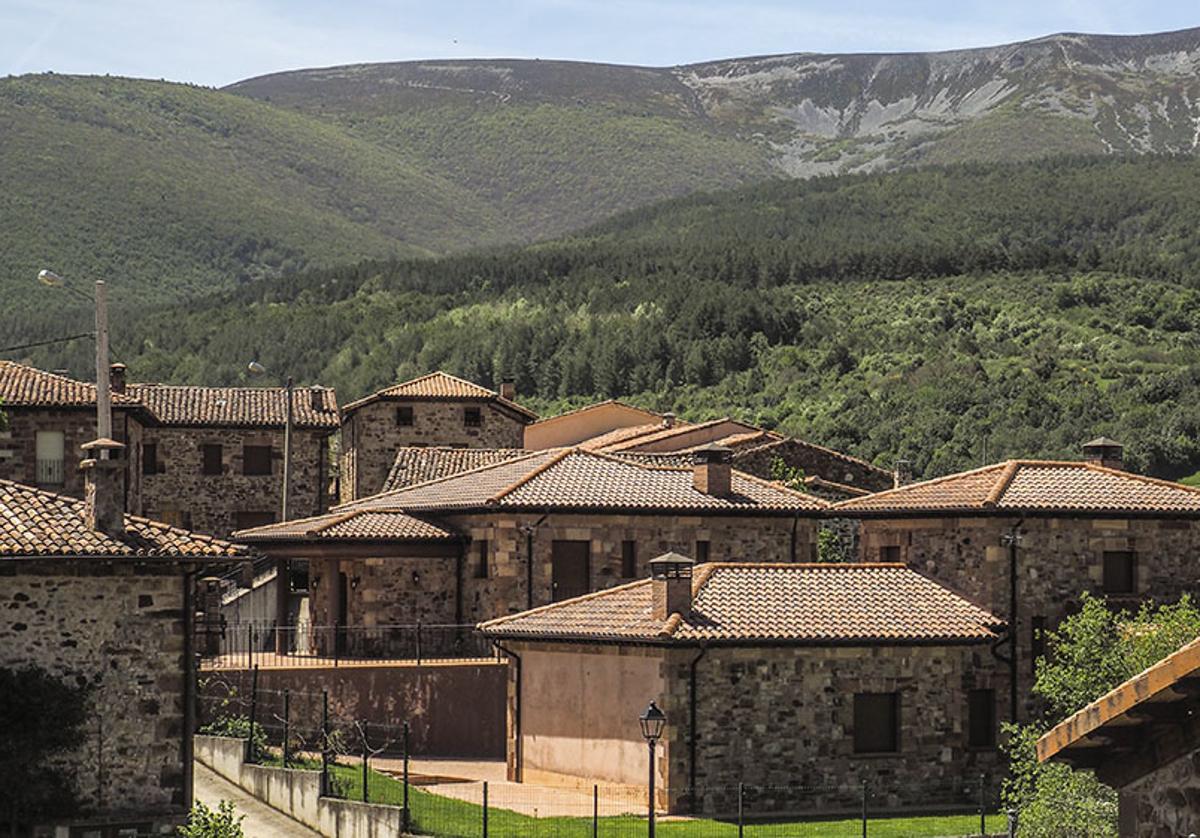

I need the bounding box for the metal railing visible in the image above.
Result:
[198,622,499,669]
[35,457,64,486]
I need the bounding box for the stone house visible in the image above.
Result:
[478,557,1005,815]
[339,371,538,503]
[1038,634,1200,837]
[237,445,827,636]
[832,440,1200,720]
[0,439,253,834]
[0,360,146,505]
[127,378,340,537]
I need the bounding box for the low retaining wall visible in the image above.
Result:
[195,734,404,837]
[200,661,506,757]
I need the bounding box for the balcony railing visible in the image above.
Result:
[198,622,500,670]
[36,457,65,486]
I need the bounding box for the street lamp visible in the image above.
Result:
[640,700,666,837]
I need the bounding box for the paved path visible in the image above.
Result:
[194,761,322,838]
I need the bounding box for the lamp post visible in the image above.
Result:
[1001,526,1024,723]
[640,700,666,838]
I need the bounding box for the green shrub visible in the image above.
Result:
[178,800,244,838]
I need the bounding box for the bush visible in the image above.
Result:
[198,714,267,758]
[178,800,244,838]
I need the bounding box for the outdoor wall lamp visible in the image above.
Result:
[350,576,360,590]
[412,571,421,585]
[640,700,666,836]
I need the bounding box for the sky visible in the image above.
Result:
[2,0,1197,88]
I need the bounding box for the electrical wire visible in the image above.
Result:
[0,331,96,353]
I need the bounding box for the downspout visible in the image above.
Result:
[182,567,197,812]
[688,644,708,798]
[522,514,548,610]
[1007,519,1023,724]
[455,543,465,625]
[492,641,523,781]
[789,509,801,563]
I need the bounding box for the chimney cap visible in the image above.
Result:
[109,362,127,372]
[81,438,125,453]
[1083,436,1123,449]
[648,551,695,578]
[691,443,733,465]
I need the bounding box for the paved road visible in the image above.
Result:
[194,761,322,837]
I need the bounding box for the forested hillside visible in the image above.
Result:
[13,154,1200,481]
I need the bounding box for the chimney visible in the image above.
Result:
[893,459,913,489]
[81,438,126,535]
[662,412,676,429]
[1082,437,1125,471]
[499,377,516,401]
[310,386,324,412]
[692,444,733,497]
[109,363,126,394]
[649,552,695,621]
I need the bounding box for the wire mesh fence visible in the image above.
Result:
[198,622,500,669]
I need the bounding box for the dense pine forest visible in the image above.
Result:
[11,154,1200,480]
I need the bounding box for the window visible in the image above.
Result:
[464,407,483,428]
[1102,551,1136,595]
[1031,616,1047,678]
[695,540,711,563]
[396,406,414,426]
[235,511,276,530]
[201,443,223,476]
[142,443,159,475]
[968,689,996,748]
[475,539,489,579]
[879,545,901,562]
[622,540,638,577]
[35,430,65,486]
[243,444,272,476]
[853,692,900,754]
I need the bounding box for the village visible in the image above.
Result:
[4,347,1200,838]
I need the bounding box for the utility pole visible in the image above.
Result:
[1002,526,1024,723]
[275,376,294,656]
[282,376,293,522]
[94,281,112,440]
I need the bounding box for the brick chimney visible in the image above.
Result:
[81,438,126,535]
[648,552,695,621]
[309,386,324,412]
[499,377,516,401]
[1083,437,1124,471]
[109,363,126,394]
[893,459,913,489]
[662,412,676,428]
[692,444,733,497]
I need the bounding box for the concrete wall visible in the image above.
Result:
[140,425,330,538]
[200,662,506,757]
[341,399,527,502]
[524,403,659,449]
[0,563,189,828]
[195,735,404,838]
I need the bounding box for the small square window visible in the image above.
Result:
[695,540,710,563]
[968,688,996,748]
[201,443,222,476]
[142,443,159,475]
[1103,551,1136,595]
[879,545,901,562]
[243,445,272,476]
[464,407,483,428]
[396,406,414,426]
[475,539,489,579]
[621,540,638,577]
[853,692,900,754]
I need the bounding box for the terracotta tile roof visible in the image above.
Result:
[577,422,684,450]
[0,479,253,559]
[383,448,530,492]
[127,383,339,429]
[600,417,759,453]
[341,371,537,420]
[356,448,827,515]
[234,508,458,542]
[833,460,1200,517]
[702,430,780,451]
[0,360,137,408]
[479,562,1003,645]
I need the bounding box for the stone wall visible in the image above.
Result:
[340,399,528,502]
[734,438,893,493]
[140,426,330,538]
[0,406,143,509]
[1122,751,1200,837]
[0,562,189,829]
[308,512,815,628]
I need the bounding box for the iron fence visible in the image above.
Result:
[198,622,499,669]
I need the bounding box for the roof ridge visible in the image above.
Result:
[738,435,891,476]
[731,468,832,508]
[477,576,652,630]
[341,449,555,510]
[984,461,1021,507]
[1077,460,1200,497]
[703,561,909,570]
[529,399,661,427]
[603,416,746,452]
[487,448,575,504]
[306,509,363,536]
[831,461,1013,510]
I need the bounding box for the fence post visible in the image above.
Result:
[979,774,986,836]
[483,780,489,838]
[320,690,329,796]
[593,784,598,838]
[860,780,868,838]
[361,721,369,803]
[282,688,291,768]
[402,721,410,834]
[737,782,744,838]
[247,664,259,764]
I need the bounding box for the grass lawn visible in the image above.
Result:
[326,763,1005,838]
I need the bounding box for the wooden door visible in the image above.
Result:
[551,540,590,602]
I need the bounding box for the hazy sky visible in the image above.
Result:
[3,1,1197,87]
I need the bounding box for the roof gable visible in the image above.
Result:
[0,360,137,408]
[341,371,537,420]
[479,562,1002,645]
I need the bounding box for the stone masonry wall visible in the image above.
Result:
[0,563,189,826]
[140,426,329,538]
[735,439,893,493]
[1123,750,1200,837]
[664,644,1003,815]
[307,512,815,629]
[340,399,528,502]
